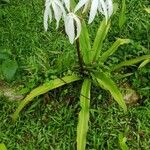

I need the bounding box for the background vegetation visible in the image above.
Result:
[0,0,150,149]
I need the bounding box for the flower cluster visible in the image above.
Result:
[44,0,113,44]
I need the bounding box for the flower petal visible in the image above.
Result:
[52,2,62,29]
[82,1,91,13]
[106,0,113,17]
[98,0,108,22]
[98,0,103,14]
[74,0,89,13]
[72,14,81,40]
[44,0,52,31]
[88,0,98,24]
[64,14,75,44]
[55,0,66,16]
[62,0,70,11]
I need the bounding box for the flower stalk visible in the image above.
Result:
[76,38,84,75]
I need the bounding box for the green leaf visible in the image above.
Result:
[2,59,18,81]
[77,79,91,150]
[93,72,127,112]
[0,143,7,150]
[144,8,150,14]
[79,20,91,64]
[12,75,81,121]
[100,38,131,63]
[119,0,126,28]
[111,55,150,71]
[138,59,150,69]
[119,133,128,150]
[92,19,111,62]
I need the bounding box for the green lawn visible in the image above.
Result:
[0,0,150,149]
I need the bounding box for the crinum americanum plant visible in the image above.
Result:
[13,0,150,149]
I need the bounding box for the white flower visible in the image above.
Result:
[106,0,113,17]
[74,0,90,13]
[74,0,113,24]
[64,13,81,44]
[98,0,113,18]
[44,0,66,31]
[62,0,70,11]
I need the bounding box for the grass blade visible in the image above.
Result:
[111,55,150,71]
[144,8,150,14]
[114,73,133,80]
[93,72,127,112]
[138,59,150,69]
[100,38,131,63]
[119,133,128,150]
[92,19,110,62]
[12,75,81,121]
[77,79,91,150]
[119,0,126,28]
[0,0,10,4]
[79,20,91,64]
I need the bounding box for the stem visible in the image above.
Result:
[76,39,84,75]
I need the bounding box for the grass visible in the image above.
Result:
[0,0,150,149]
[1,91,150,149]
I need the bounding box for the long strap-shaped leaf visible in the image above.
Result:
[12,75,81,121]
[77,79,91,150]
[111,55,150,71]
[0,143,7,150]
[79,20,91,64]
[100,38,131,63]
[119,0,126,29]
[93,72,127,112]
[92,19,111,62]
[138,59,150,68]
